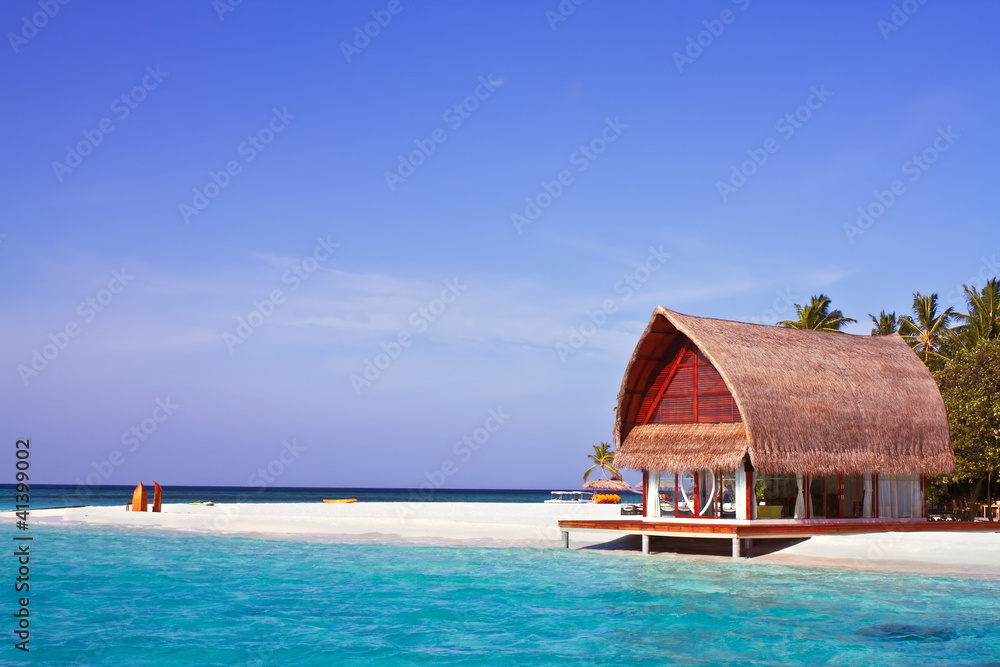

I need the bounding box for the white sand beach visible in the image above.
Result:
[755,531,1000,578]
[8,502,1000,577]
[13,502,623,549]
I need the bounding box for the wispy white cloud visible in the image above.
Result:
[1,248,856,370]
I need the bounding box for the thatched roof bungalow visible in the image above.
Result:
[613,307,954,521]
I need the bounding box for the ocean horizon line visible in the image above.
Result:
[1,484,641,512]
[1,483,604,493]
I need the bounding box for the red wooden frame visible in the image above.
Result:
[639,341,741,426]
[692,348,699,423]
[559,518,1000,538]
[637,342,688,425]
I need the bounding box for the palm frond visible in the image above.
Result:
[869,311,899,336]
[957,279,1000,348]
[899,292,958,368]
[780,294,855,332]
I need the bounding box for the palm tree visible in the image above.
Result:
[898,292,956,366]
[583,442,620,482]
[779,294,857,332]
[869,310,899,336]
[954,279,1000,348]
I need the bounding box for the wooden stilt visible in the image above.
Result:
[641,534,650,555]
[561,531,569,548]
[732,537,741,559]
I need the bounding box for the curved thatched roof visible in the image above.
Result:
[582,478,634,491]
[614,307,954,476]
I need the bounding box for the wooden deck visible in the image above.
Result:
[557,517,1000,558]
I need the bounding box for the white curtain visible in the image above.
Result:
[862,473,873,518]
[735,465,747,519]
[699,470,717,516]
[647,470,661,518]
[878,474,922,518]
[736,466,757,519]
[794,475,806,518]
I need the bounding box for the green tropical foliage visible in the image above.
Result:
[898,293,956,369]
[869,310,899,336]
[779,294,857,332]
[583,442,620,482]
[935,340,1000,520]
[954,279,1000,349]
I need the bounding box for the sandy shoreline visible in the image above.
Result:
[8,502,624,549]
[6,502,1000,577]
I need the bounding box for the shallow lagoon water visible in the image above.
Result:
[12,525,1000,665]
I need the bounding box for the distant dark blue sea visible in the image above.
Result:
[0,484,642,512]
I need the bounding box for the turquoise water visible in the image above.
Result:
[6,525,1000,665]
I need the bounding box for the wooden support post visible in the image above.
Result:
[732,537,741,559]
[561,531,569,548]
[641,534,650,555]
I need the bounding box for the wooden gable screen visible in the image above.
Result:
[637,341,742,425]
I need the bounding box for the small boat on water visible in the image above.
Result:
[323,498,357,503]
[544,491,593,504]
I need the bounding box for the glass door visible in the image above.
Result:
[809,474,864,517]
[673,470,717,518]
[720,471,737,518]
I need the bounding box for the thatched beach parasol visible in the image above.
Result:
[583,478,634,492]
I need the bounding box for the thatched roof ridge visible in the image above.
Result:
[614,307,955,476]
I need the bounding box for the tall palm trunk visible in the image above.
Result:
[989,471,994,522]
[967,478,984,522]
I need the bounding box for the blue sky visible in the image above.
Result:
[2,0,998,492]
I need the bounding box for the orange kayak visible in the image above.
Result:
[323,498,357,503]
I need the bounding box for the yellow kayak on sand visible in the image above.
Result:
[323,498,357,503]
